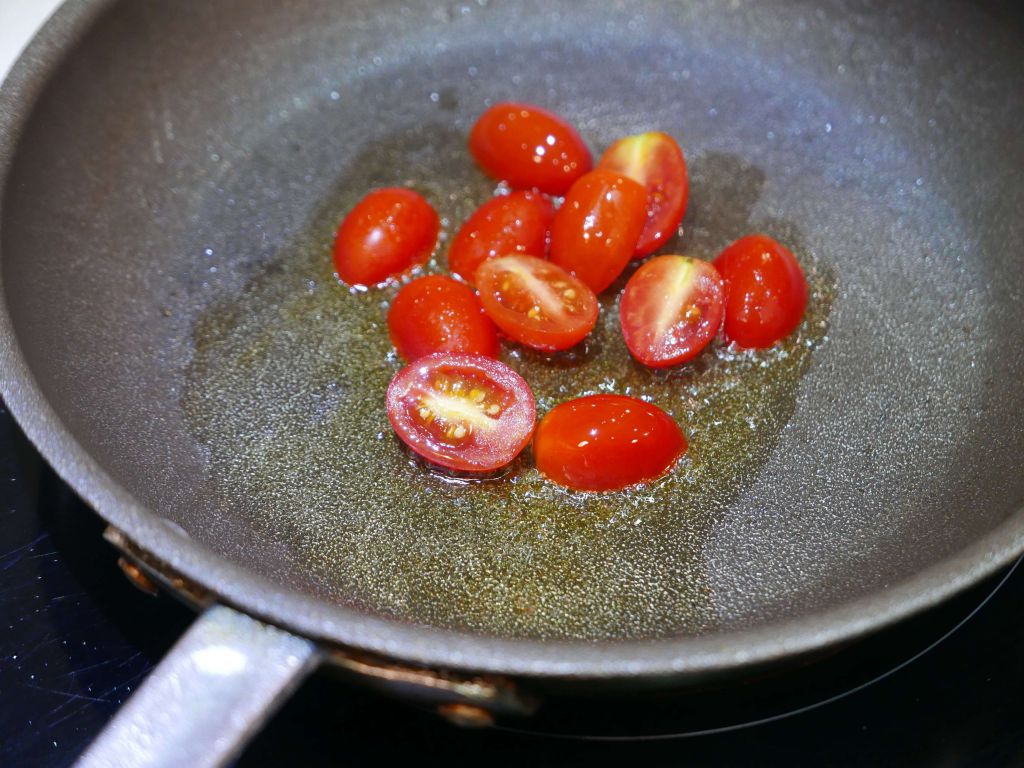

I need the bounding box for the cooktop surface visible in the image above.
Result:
[1,403,1022,766]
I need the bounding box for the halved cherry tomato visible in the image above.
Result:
[386,353,536,472]
[620,255,724,368]
[388,276,499,361]
[713,234,808,349]
[598,131,688,258]
[469,102,592,196]
[549,169,648,293]
[533,395,687,492]
[447,191,555,283]
[475,255,598,351]
[333,188,439,287]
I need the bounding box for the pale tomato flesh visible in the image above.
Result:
[475,255,599,351]
[598,131,689,258]
[386,353,536,472]
[620,255,725,367]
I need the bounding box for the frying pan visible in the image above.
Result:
[1,0,1022,764]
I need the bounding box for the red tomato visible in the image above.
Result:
[447,191,555,283]
[469,102,592,196]
[620,255,725,368]
[598,131,689,258]
[713,234,808,349]
[475,255,599,351]
[387,276,499,361]
[533,395,687,491]
[333,188,439,287]
[386,353,536,472]
[549,169,648,293]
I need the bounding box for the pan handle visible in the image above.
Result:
[75,605,319,768]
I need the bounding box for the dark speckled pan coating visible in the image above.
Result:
[0,0,1021,680]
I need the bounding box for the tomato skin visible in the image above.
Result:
[598,131,689,258]
[469,103,592,195]
[549,169,648,293]
[387,276,499,361]
[475,255,599,351]
[447,191,555,283]
[713,234,808,349]
[386,353,536,473]
[533,395,687,492]
[620,255,725,368]
[333,188,439,287]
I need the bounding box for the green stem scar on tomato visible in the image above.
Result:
[549,169,648,293]
[598,131,689,258]
[447,191,555,283]
[333,188,439,288]
[469,102,592,196]
[713,234,808,349]
[475,255,599,352]
[386,353,536,473]
[387,275,499,361]
[533,394,687,492]
[620,255,725,368]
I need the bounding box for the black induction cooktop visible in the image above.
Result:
[1,401,1021,767]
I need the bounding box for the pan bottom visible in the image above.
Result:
[179,75,837,641]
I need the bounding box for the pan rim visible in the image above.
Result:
[2,0,1023,681]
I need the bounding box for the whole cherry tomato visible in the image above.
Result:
[619,255,724,368]
[713,234,808,349]
[475,255,598,351]
[333,188,438,287]
[388,275,499,361]
[533,394,687,491]
[447,191,555,283]
[386,353,536,472]
[469,102,592,196]
[548,169,648,293]
[598,131,689,258]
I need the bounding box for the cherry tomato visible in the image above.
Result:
[386,353,536,472]
[619,255,725,368]
[333,188,439,287]
[469,102,592,196]
[598,131,689,258]
[388,276,499,361]
[713,234,808,349]
[549,169,648,293]
[533,395,687,492]
[447,191,555,283]
[475,255,598,351]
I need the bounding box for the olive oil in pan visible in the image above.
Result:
[182,127,834,641]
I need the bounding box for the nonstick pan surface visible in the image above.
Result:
[1,0,1023,679]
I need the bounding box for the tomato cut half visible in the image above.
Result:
[388,275,499,361]
[598,131,689,258]
[713,234,808,349]
[549,169,648,293]
[533,395,687,491]
[620,255,725,368]
[386,353,536,472]
[333,188,439,287]
[447,191,555,283]
[468,102,592,196]
[475,255,599,351]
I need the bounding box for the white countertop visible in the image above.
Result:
[0,0,65,82]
